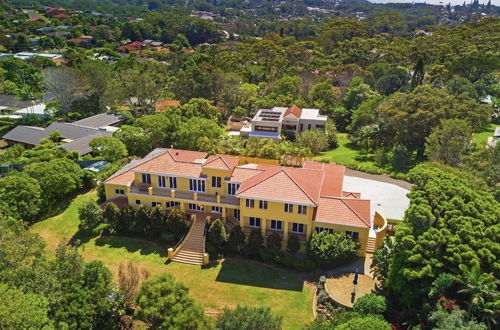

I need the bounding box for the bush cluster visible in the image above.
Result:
[308,231,359,268]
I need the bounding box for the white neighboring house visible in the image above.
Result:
[240,105,328,140]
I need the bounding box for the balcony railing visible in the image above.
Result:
[129,185,239,206]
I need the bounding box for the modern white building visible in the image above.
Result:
[240,105,328,140]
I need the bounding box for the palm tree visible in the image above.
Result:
[454,264,498,327]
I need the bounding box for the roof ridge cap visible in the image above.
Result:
[339,198,371,227]
[282,168,316,204]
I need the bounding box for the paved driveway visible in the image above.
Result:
[343,174,410,220]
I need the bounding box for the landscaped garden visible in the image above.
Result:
[31,191,315,330]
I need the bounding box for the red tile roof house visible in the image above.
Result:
[103,148,388,265]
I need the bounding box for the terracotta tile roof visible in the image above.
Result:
[315,197,371,228]
[303,161,326,170]
[133,150,204,177]
[168,148,207,162]
[284,105,302,118]
[319,163,345,197]
[155,99,180,113]
[105,148,167,185]
[342,191,361,199]
[236,167,322,205]
[203,155,239,171]
[230,167,264,182]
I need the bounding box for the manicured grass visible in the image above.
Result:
[315,134,381,172]
[31,191,314,329]
[472,123,497,147]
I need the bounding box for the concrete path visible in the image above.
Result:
[343,170,411,220]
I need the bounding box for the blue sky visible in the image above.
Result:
[368,0,500,5]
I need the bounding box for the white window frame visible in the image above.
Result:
[298,205,307,215]
[169,176,177,189]
[189,178,206,192]
[315,227,334,234]
[188,203,203,211]
[246,199,254,208]
[158,175,166,188]
[270,220,283,231]
[259,200,268,210]
[284,203,293,213]
[166,201,180,208]
[152,201,160,207]
[233,209,240,221]
[346,231,359,240]
[292,223,304,234]
[115,189,125,195]
[212,176,221,188]
[211,206,222,213]
[249,217,261,228]
[142,173,151,184]
[227,183,240,195]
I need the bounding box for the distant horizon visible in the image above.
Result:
[368,0,500,5]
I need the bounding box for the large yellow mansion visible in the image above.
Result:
[104,148,387,263]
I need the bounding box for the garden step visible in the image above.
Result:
[171,214,207,265]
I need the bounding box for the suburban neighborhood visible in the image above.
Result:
[0,0,498,329]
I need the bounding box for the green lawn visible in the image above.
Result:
[31,191,314,330]
[472,123,497,147]
[315,134,381,173]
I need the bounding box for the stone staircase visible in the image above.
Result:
[366,237,377,254]
[172,215,207,265]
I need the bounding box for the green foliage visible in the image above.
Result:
[0,283,51,330]
[308,231,358,267]
[266,232,282,252]
[24,158,83,208]
[216,305,282,330]
[177,117,225,151]
[425,119,473,167]
[280,254,316,272]
[0,172,42,222]
[336,314,391,330]
[429,305,487,330]
[296,130,329,155]
[113,125,152,157]
[89,136,128,162]
[371,236,394,288]
[352,293,387,315]
[226,225,246,254]
[286,234,301,254]
[135,272,210,329]
[387,164,500,314]
[165,209,188,240]
[78,199,103,231]
[247,229,264,255]
[207,218,228,254]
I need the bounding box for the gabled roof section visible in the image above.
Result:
[319,163,345,197]
[167,148,207,162]
[315,197,371,228]
[284,105,302,118]
[105,148,167,184]
[230,167,263,182]
[73,112,123,128]
[203,155,239,171]
[236,166,322,205]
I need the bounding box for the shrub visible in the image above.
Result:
[102,202,120,229]
[336,315,391,330]
[92,223,114,236]
[296,129,329,154]
[287,234,301,254]
[226,225,246,254]
[160,232,176,244]
[133,205,150,235]
[81,170,96,190]
[207,219,228,255]
[247,229,263,255]
[217,305,282,330]
[116,204,135,234]
[78,199,103,230]
[147,206,166,239]
[166,209,187,239]
[352,293,387,315]
[266,232,282,252]
[308,231,358,267]
[259,248,283,264]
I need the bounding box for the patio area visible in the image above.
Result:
[324,273,376,308]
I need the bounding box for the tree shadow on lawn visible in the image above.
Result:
[215,258,304,292]
[93,235,167,257]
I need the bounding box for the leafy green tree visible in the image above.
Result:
[89,136,128,162]
[247,229,264,254]
[391,144,412,172]
[377,85,491,155]
[134,112,181,148]
[308,231,358,267]
[310,81,339,110]
[113,125,152,157]
[216,305,282,330]
[342,82,379,112]
[287,234,301,254]
[207,218,228,254]
[425,119,473,167]
[387,164,499,313]
[0,283,51,330]
[24,158,82,207]
[336,315,391,330]
[0,172,42,222]
[166,209,188,240]
[296,130,329,154]
[447,75,478,99]
[429,305,486,330]
[135,272,210,329]
[325,118,338,148]
[78,199,103,231]
[178,98,221,122]
[103,202,120,231]
[177,117,225,151]
[226,225,246,254]
[79,59,113,111]
[352,293,387,315]
[371,236,394,288]
[375,67,410,95]
[266,232,282,252]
